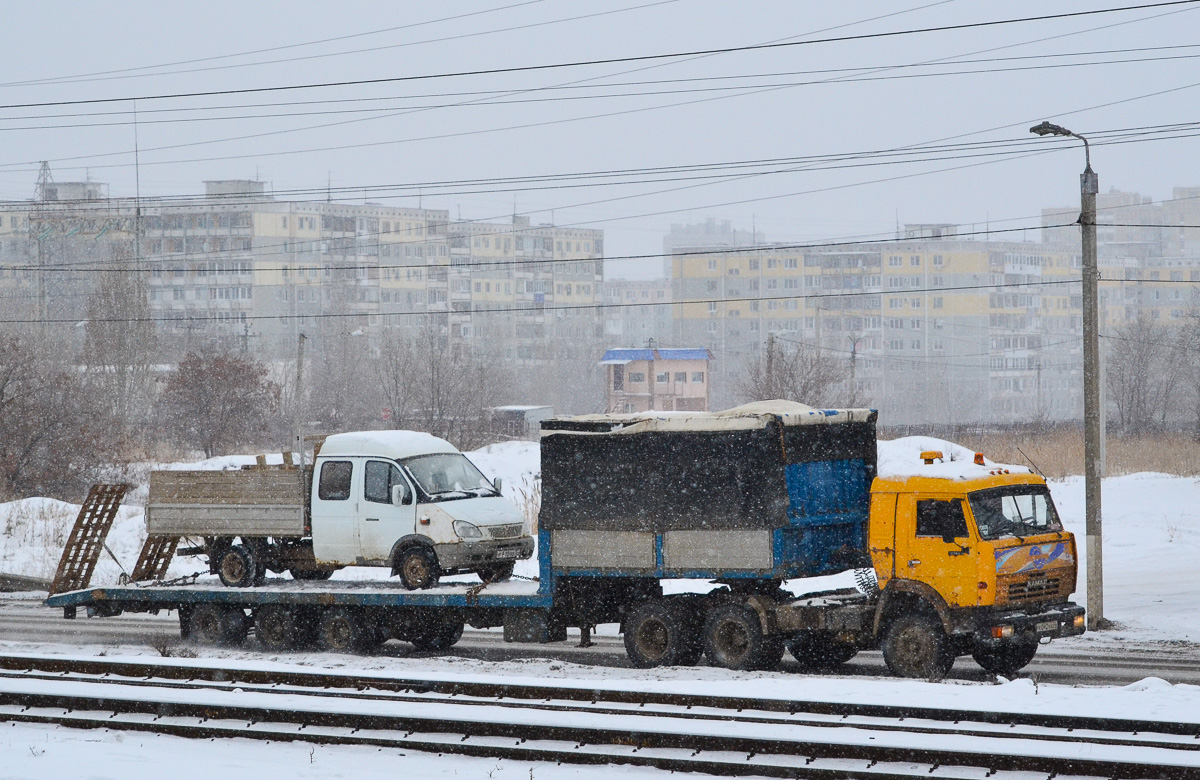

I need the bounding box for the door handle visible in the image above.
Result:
[365,517,379,522]
[947,547,970,556]
[907,559,921,567]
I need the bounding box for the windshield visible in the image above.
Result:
[968,485,1062,541]
[403,453,496,499]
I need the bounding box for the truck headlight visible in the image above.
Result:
[453,520,482,539]
[991,625,1014,639]
[1073,614,1085,629]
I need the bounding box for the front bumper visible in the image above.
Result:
[433,535,535,571]
[972,602,1086,647]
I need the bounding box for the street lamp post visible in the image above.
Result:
[1030,120,1104,630]
[849,334,866,407]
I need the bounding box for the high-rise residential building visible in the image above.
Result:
[0,177,606,413]
[669,233,1083,425]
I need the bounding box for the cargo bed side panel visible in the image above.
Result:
[146,470,306,537]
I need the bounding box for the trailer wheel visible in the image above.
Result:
[255,605,301,651]
[185,604,248,647]
[409,617,464,651]
[396,546,440,590]
[788,633,858,671]
[972,638,1038,676]
[216,545,258,588]
[624,599,702,668]
[882,614,955,679]
[317,607,382,654]
[477,562,515,583]
[702,602,784,671]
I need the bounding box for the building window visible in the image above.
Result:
[674,372,687,383]
[707,258,718,271]
[629,372,646,383]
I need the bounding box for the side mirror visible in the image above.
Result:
[493,477,503,494]
[391,484,412,506]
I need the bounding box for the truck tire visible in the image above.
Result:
[409,617,465,651]
[788,633,858,671]
[623,599,703,668]
[702,602,784,671]
[217,545,259,588]
[477,562,515,583]
[882,614,955,679]
[255,605,302,651]
[396,546,440,590]
[317,607,383,654]
[185,604,248,646]
[972,639,1038,676]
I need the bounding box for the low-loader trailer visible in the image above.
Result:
[45,401,1084,677]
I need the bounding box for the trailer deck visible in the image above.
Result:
[44,576,552,616]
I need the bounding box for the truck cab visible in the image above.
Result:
[310,431,534,589]
[869,464,1084,676]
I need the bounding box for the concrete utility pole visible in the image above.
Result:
[1030,120,1104,630]
[766,332,776,398]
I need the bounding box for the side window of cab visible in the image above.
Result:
[364,460,410,505]
[318,461,353,501]
[916,498,968,540]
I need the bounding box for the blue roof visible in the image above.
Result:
[601,348,712,362]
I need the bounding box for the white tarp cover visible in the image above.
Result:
[548,399,874,435]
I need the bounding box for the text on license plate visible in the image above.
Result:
[496,548,519,559]
[1036,620,1059,633]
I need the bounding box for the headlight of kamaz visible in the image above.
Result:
[453,519,482,539]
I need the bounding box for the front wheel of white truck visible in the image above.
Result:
[395,546,440,590]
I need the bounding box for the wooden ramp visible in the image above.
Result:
[49,484,131,595]
[130,535,180,583]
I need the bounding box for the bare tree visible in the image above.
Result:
[375,321,510,450]
[157,348,280,457]
[0,333,108,499]
[83,242,157,446]
[733,335,848,406]
[1106,315,1183,435]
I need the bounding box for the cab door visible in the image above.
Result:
[895,494,980,607]
[357,460,417,564]
[310,458,360,565]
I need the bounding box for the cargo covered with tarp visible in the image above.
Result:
[539,401,877,579]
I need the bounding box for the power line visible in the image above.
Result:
[0,276,1083,327]
[3,2,1194,111]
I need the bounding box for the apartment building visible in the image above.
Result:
[0,177,606,411]
[669,234,1083,426]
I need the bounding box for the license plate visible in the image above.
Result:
[495,548,519,560]
[1036,620,1058,634]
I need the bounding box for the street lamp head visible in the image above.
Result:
[1030,120,1073,137]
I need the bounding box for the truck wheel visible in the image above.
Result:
[973,639,1038,676]
[882,614,955,679]
[477,562,515,583]
[624,599,702,668]
[788,633,858,671]
[255,605,301,651]
[702,602,784,671]
[217,545,258,588]
[396,547,440,590]
[317,607,382,654]
[186,604,248,646]
[410,617,465,651]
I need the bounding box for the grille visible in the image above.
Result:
[1004,576,1062,602]
[487,523,525,540]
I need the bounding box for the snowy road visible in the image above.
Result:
[5,597,1200,686]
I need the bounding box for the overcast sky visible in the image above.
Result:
[1,1,1197,277]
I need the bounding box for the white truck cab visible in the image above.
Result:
[310,431,534,589]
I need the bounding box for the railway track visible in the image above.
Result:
[0,654,1197,779]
